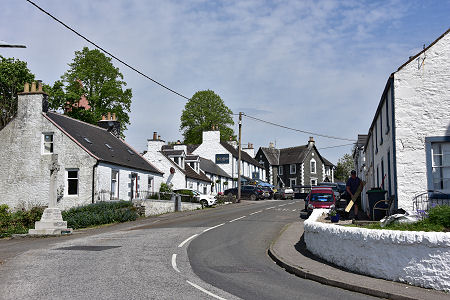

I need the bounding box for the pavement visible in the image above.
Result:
[268,220,450,300]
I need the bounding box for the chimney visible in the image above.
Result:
[243,142,255,157]
[17,81,48,120]
[269,142,274,148]
[147,131,165,154]
[202,129,221,144]
[97,112,121,138]
[308,136,315,148]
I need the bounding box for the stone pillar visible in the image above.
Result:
[29,154,72,235]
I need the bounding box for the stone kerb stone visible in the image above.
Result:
[304,209,450,292]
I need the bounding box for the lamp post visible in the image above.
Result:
[237,112,242,202]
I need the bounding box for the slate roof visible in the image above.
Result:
[220,142,262,166]
[322,157,335,167]
[199,157,231,178]
[45,112,162,174]
[162,149,184,156]
[260,147,280,165]
[186,155,199,161]
[184,163,212,182]
[187,144,200,154]
[260,144,333,167]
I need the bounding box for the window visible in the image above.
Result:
[148,176,153,192]
[279,166,283,175]
[111,170,119,199]
[375,123,378,153]
[376,165,379,187]
[379,114,383,145]
[310,159,316,174]
[385,97,390,134]
[381,159,385,190]
[290,164,296,174]
[311,178,317,186]
[174,157,179,165]
[290,178,297,187]
[431,142,450,191]
[67,169,79,195]
[43,133,54,154]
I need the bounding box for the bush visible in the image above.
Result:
[159,183,173,200]
[0,205,45,237]
[427,205,450,228]
[62,201,137,229]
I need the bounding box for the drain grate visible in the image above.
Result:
[55,245,121,251]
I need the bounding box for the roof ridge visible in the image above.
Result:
[47,111,108,132]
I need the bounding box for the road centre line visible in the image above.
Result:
[229,216,246,222]
[186,280,227,300]
[249,211,260,215]
[265,206,275,210]
[203,223,225,233]
[171,254,180,273]
[178,234,199,248]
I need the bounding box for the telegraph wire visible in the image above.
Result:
[317,143,355,150]
[25,0,191,101]
[241,113,356,142]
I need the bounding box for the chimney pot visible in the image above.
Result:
[112,113,116,121]
[158,135,161,140]
[176,140,181,144]
[309,136,315,143]
[107,112,111,120]
[31,82,36,92]
[37,81,43,92]
[24,82,30,93]
[102,115,106,121]
[153,132,157,140]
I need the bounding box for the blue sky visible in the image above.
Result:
[1,0,449,164]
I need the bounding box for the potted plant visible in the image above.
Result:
[329,209,340,223]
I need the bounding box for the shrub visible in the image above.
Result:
[0,205,45,237]
[159,183,173,200]
[62,201,137,229]
[427,205,450,228]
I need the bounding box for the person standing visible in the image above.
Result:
[346,170,362,219]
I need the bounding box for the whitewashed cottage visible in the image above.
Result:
[363,29,450,211]
[0,82,164,210]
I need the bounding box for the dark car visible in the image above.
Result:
[305,187,337,216]
[224,185,265,200]
[261,186,274,199]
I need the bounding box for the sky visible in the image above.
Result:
[1,0,449,164]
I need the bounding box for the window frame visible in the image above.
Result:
[290,164,296,174]
[290,178,297,187]
[111,169,119,199]
[279,166,283,175]
[310,159,316,174]
[66,168,79,196]
[426,136,450,192]
[42,132,54,154]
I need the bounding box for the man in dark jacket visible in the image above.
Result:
[346,170,362,219]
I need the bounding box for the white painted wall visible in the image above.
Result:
[304,209,450,292]
[144,140,186,190]
[394,32,450,210]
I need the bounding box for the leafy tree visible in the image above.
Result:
[0,56,35,128]
[47,47,132,134]
[180,90,235,144]
[335,153,354,182]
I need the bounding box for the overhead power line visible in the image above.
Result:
[26,0,191,101]
[317,143,355,150]
[242,113,356,142]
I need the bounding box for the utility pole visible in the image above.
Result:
[237,112,242,203]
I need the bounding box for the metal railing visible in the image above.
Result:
[412,190,450,219]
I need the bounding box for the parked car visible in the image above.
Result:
[274,188,294,200]
[317,182,341,200]
[224,185,265,200]
[260,186,274,199]
[305,187,337,216]
[174,189,216,207]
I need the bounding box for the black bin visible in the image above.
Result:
[367,189,387,221]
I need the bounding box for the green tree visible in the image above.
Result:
[47,47,132,134]
[0,56,35,128]
[335,153,354,182]
[180,90,235,144]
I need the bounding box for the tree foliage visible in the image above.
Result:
[46,47,132,134]
[335,153,354,182]
[0,56,35,128]
[180,90,235,144]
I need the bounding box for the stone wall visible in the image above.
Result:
[135,199,202,216]
[304,209,450,291]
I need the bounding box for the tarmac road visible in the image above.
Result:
[0,200,376,299]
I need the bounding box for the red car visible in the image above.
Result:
[305,187,337,216]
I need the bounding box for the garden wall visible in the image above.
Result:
[134,199,201,217]
[304,209,450,291]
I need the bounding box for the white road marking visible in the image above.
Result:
[292,209,296,212]
[203,223,225,233]
[178,234,199,248]
[229,216,246,222]
[265,206,275,210]
[278,204,286,207]
[171,254,180,273]
[249,211,260,215]
[186,280,227,300]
